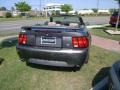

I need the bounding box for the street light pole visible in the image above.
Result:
[97,0,99,14]
[39,0,41,16]
[115,0,120,31]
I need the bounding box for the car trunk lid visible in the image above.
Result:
[22,26,89,49]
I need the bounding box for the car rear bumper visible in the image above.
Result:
[16,44,89,67]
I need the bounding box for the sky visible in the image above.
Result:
[0,0,118,10]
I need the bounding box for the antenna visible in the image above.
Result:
[40,0,41,11]
[39,0,42,16]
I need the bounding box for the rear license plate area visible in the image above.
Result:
[41,36,56,44]
[36,36,62,47]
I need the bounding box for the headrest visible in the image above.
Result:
[48,22,56,26]
[69,23,79,28]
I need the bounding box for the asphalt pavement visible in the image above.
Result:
[0,16,110,33]
[82,16,110,25]
[0,20,45,33]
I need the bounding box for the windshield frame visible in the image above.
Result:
[50,15,85,25]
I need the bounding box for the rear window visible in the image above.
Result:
[51,15,84,25]
[53,16,80,22]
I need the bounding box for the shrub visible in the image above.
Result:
[5,12,12,18]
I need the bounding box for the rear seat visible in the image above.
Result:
[48,22,79,28]
[48,22,61,26]
[48,22,56,26]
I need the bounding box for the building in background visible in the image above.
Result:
[43,3,63,15]
[78,9,94,15]
[42,3,111,16]
[68,10,76,15]
[98,9,110,14]
[0,11,7,17]
[12,10,19,16]
[43,3,78,16]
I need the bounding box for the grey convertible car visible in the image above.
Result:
[16,15,91,69]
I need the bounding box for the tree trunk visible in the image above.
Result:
[115,3,120,31]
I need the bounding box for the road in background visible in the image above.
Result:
[82,16,110,25]
[0,20,45,33]
[0,16,110,34]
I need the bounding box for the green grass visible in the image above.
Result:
[0,42,120,90]
[0,32,18,37]
[90,26,120,41]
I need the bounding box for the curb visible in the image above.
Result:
[87,24,109,29]
[0,35,18,43]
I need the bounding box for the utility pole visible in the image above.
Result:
[115,0,120,31]
[97,0,99,14]
[42,0,47,18]
[39,0,42,16]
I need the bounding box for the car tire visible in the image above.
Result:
[85,53,89,64]
[19,58,25,62]
[73,66,80,72]
[26,61,31,66]
[0,58,4,65]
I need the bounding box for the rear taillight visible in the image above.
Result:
[18,34,27,44]
[72,37,89,48]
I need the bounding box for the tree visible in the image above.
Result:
[0,7,7,11]
[5,12,12,18]
[92,8,98,13]
[114,0,120,31]
[15,1,31,12]
[61,4,73,14]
